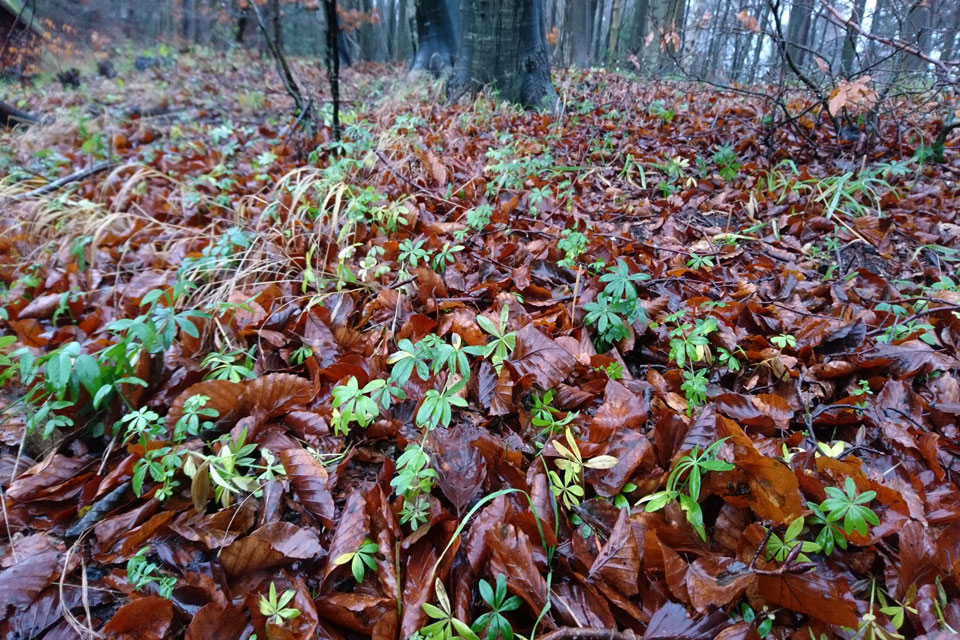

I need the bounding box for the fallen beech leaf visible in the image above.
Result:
[279,446,335,527]
[756,572,859,627]
[167,379,243,428]
[239,373,314,418]
[322,491,368,585]
[588,508,640,596]
[719,417,803,524]
[102,596,173,639]
[591,379,649,442]
[507,324,575,389]
[684,557,754,613]
[434,428,487,510]
[17,293,62,320]
[220,522,322,576]
[185,603,247,640]
[191,460,210,513]
[0,550,60,610]
[643,601,733,639]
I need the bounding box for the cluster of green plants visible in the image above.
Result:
[547,426,618,509]
[637,438,734,541]
[1,283,205,440]
[483,133,569,205]
[126,545,176,599]
[557,227,588,268]
[648,99,675,123]
[178,226,253,282]
[710,144,741,182]
[258,582,301,627]
[758,158,904,221]
[664,310,718,412]
[765,477,879,563]
[582,259,651,351]
[118,394,282,507]
[652,155,696,196]
[328,305,517,530]
[333,537,379,583]
[529,389,578,437]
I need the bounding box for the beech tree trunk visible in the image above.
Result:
[411,0,459,74]
[568,0,591,67]
[451,0,555,108]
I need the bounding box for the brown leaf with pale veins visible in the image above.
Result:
[322,491,369,586]
[507,324,575,389]
[755,572,859,627]
[643,601,733,639]
[434,428,487,510]
[684,556,755,613]
[279,446,335,528]
[478,361,514,415]
[239,373,314,418]
[16,293,62,320]
[102,596,173,639]
[591,379,649,442]
[185,603,247,640]
[660,541,690,603]
[718,416,802,524]
[6,454,94,501]
[219,522,322,576]
[554,579,617,627]
[487,524,555,629]
[588,508,640,596]
[0,550,60,609]
[856,340,958,379]
[400,541,438,638]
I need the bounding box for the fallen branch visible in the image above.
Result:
[536,628,637,640]
[1,100,38,127]
[8,161,116,201]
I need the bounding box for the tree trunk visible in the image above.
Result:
[397,0,414,62]
[941,1,960,63]
[840,0,866,77]
[629,0,650,63]
[451,0,555,108]
[271,0,284,53]
[747,0,772,83]
[236,6,249,44]
[182,0,197,43]
[902,3,932,72]
[785,0,813,69]
[325,0,341,142]
[590,0,605,61]
[568,0,591,67]
[411,0,459,74]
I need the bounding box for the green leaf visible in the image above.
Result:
[785,516,804,541]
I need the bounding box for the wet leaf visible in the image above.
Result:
[220,522,322,576]
[279,446,335,528]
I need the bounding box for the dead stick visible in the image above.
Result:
[9,161,115,201]
[536,628,637,640]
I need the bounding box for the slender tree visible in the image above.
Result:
[568,0,591,67]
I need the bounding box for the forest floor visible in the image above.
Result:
[1,49,959,640]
